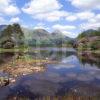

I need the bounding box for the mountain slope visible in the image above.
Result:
[76,28,100,51]
[78,29,100,39]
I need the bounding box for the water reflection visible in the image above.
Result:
[0,52,14,65]
[0,48,100,100]
[79,53,100,68]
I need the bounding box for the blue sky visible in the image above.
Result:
[0,0,100,38]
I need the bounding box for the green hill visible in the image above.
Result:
[76,29,100,52]
[78,29,100,39]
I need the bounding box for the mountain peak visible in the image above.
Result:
[0,25,7,31]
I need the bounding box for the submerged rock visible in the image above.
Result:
[0,77,9,87]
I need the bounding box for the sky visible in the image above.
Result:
[0,0,100,38]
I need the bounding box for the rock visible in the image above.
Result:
[9,78,16,83]
[0,77,9,87]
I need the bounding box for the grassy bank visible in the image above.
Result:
[0,47,30,53]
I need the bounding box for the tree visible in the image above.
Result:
[0,23,25,48]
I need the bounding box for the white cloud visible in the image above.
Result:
[88,14,100,23]
[10,17,20,23]
[4,5,20,16]
[34,26,47,30]
[81,22,100,30]
[0,0,20,16]
[66,15,77,21]
[33,11,69,22]
[22,0,62,14]
[96,14,100,19]
[63,31,77,38]
[65,11,95,22]
[34,23,49,30]
[80,13,100,30]
[76,11,95,20]
[69,0,100,10]
[52,24,76,30]
[22,0,69,22]
[95,14,100,23]
[52,24,77,37]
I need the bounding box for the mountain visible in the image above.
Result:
[0,25,7,37]
[22,28,50,46]
[33,29,50,37]
[22,28,50,39]
[0,25,7,31]
[22,28,73,47]
[50,31,73,47]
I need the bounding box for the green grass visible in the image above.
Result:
[0,47,29,53]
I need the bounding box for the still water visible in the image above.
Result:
[0,48,100,100]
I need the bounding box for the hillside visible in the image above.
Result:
[78,29,100,39]
[76,29,100,52]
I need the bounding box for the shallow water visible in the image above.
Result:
[0,48,100,100]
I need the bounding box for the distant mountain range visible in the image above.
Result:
[0,24,74,48]
[0,25,7,30]
[22,27,73,47]
[0,25,7,33]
